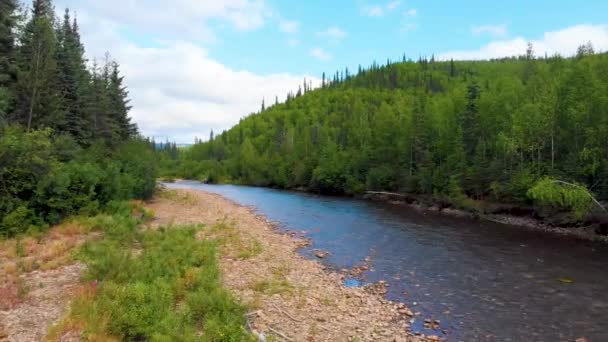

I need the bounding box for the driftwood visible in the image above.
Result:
[366,191,409,197]
[270,303,303,322]
[268,326,293,341]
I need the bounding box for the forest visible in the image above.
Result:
[160,44,608,222]
[0,0,157,236]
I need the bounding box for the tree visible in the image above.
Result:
[14,0,61,131]
[461,82,481,158]
[107,60,136,139]
[0,0,18,88]
[56,8,91,143]
[0,0,19,122]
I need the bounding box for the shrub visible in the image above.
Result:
[0,127,158,236]
[62,215,252,341]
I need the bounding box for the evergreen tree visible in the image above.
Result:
[0,0,19,122]
[56,8,90,143]
[461,82,481,158]
[14,0,61,131]
[107,60,136,139]
[86,60,113,143]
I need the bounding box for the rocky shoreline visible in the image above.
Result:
[361,191,608,243]
[151,186,440,341]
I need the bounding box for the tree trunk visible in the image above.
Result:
[27,40,43,131]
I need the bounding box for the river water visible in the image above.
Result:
[166,181,608,341]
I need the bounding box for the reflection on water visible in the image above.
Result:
[167,181,608,341]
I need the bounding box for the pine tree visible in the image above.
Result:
[56,8,91,143]
[461,82,481,158]
[86,60,113,143]
[0,0,19,122]
[0,0,18,87]
[14,0,61,130]
[107,60,136,140]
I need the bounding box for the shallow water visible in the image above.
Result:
[166,181,608,341]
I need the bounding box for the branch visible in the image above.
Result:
[270,303,303,322]
[550,180,608,214]
[268,327,293,341]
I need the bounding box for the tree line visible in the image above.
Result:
[0,0,155,236]
[162,44,608,222]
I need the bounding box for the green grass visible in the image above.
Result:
[48,203,254,341]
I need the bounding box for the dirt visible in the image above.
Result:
[0,222,93,342]
[148,188,431,342]
[0,264,85,342]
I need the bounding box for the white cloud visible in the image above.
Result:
[471,24,508,38]
[386,1,401,10]
[362,5,384,17]
[53,0,271,42]
[287,38,300,47]
[362,1,402,17]
[279,19,300,33]
[310,47,332,61]
[50,0,318,143]
[317,26,348,40]
[439,24,608,61]
[405,9,417,17]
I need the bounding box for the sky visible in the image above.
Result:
[41,0,608,143]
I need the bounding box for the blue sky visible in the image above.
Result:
[49,0,608,142]
[212,0,608,75]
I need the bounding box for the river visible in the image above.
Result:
[166,181,608,341]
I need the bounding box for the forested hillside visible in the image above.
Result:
[0,0,156,236]
[164,44,608,220]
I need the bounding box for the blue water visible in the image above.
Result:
[166,181,608,342]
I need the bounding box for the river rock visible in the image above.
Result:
[314,250,330,258]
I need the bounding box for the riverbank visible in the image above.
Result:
[361,191,608,243]
[178,178,608,243]
[148,187,428,341]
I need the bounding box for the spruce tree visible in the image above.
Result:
[14,0,61,130]
[107,60,136,140]
[0,0,19,122]
[56,8,90,143]
[86,60,113,144]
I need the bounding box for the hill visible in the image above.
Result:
[163,47,608,221]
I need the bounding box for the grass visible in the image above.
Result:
[156,189,197,205]
[48,202,254,341]
[200,220,263,260]
[251,279,293,296]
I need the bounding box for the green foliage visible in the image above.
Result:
[161,50,608,223]
[0,127,157,236]
[66,210,252,341]
[528,178,596,220]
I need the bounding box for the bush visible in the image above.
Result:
[63,215,253,341]
[0,127,158,236]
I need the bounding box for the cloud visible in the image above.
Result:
[279,19,300,33]
[405,9,417,17]
[122,41,319,143]
[386,1,401,10]
[317,26,348,40]
[471,24,508,38]
[287,38,300,47]
[310,47,332,61]
[439,24,608,61]
[362,5,384,17]
[51,0,318,143]
[54,0,271,42]
[362,1,401,17]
